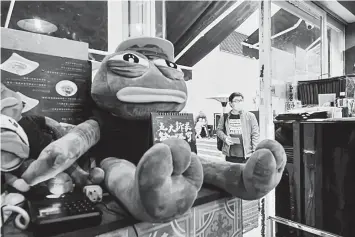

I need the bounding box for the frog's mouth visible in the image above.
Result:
[116,87,186,104]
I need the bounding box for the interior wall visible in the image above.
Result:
[181,46,259,124]
[345,23,355,74]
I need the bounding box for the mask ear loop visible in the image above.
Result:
[1,205,30,230]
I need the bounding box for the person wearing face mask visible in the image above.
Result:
[216,92,260,163]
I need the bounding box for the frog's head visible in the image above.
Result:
[92,37,187,120]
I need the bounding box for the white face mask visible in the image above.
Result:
[233,103,243,111]
[230,97,244,112]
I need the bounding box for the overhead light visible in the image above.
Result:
[17,18,58,34]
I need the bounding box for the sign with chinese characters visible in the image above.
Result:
[150,112,197,153]
[0,48,92,125]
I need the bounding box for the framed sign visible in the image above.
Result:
[150,112,197,153]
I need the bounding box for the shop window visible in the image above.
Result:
[1,0,11,27]
[328,25,345,77]
[269,1,324,115]
[89,53,106,62]
[120,0,165,40]
[155,0,165,38]
[183,0,261,127]
[2,1,108,52]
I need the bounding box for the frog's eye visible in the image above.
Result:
[123,53,139,63]
[153,59,182,71]
[109,53,149,67]
[153,59,184,80]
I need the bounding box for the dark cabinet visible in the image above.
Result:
[275,120,355,237]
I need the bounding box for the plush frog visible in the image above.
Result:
[21,36,286,223]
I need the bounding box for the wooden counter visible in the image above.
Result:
[3,185,243,237]
[275,118,355,237]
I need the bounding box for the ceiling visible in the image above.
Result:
[339,0,355,18]
[314,0,355,23]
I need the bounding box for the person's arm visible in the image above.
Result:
[250,113,260,152]
[216,115,227,141]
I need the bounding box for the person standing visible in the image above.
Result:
[217,92,260,163]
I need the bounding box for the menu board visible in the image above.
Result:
[0,48,92,125]
[151,112,197,153]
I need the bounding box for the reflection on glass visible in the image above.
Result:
[126,1,165,38]
[328,26,344,77]
[155,0,164,38]
[270,2,322,114]
[17,18,58,34]
[5,1,108,51]
[127,1,146,37]
[215,1,260,113]
[1,0,11,27]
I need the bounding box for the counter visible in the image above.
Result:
[2,185,243,237]
[275,118,355,237]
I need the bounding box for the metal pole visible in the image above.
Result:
[221,102,228,114]
[269,216,274,237]
[259,1,274,237]
[4,0,16,28]
[162,0,166,39]
[269,216,342,237]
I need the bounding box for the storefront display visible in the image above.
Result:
[2,0,353,236]
[1,34,286,236]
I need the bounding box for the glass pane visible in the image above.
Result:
[6,1,108,51]
[1,0,11,27]
[89,53,106,62]
[328,26,344,77]
[270,2,322,115]
[127,1,145,37]
[183,0,260,120]
[155,0,164,38]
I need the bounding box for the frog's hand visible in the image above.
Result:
[44,116,68,139]
[66,163,105,187]
[200,139,286,200]
[22,119,101,186]
[101,138,203,223]
[4,173,30,192]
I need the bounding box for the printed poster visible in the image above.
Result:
[1,48,92,125]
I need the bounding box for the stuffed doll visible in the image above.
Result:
[21,36,286,223]
[0,83,104,194]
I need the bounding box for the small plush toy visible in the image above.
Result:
[0,83,104,194]
[21,37,286,223]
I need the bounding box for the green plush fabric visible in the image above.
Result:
[21,120,101,186]
[101,138,203,223]
[92,50,187,120]
[89,37,286,222]
[0,83,104,192]
[200,139,286,200]
[1,83,23,121]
